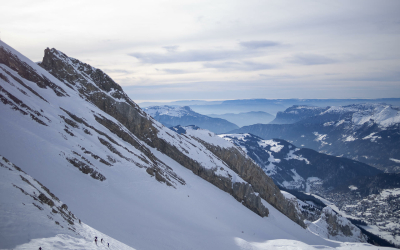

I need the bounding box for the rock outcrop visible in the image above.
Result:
[306,207,367,242]
[38,48,270,218]
[193,138,305,227]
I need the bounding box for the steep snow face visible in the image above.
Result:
[0,41,301,249]
[183,126,235,149]
[0,156,135,250]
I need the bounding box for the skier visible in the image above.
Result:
[108,242,110,247]
[94,236,98,245]
[39,247,42,250]
[101,238,103,243]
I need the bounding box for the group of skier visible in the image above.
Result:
[94,236,110,247]
[38,236,110,249]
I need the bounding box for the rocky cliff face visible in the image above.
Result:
[193,138,305,227]
[38,48,275,219]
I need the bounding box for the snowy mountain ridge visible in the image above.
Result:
[320,103,400,128]
[144,105,193,118]
[143,105,239,133]
[0,40,315,249]
[213,133,381,192]
[0,40,395,249]
[231,104,400,173]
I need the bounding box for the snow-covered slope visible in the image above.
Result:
[0,41,394,250]
[0,156,135,250]
[144,105,239,133]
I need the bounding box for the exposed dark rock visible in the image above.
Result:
[39,48,306,223]
[0,84,48,126]
[3,155,80,231]
[193,138,305,227]
[67,157,106,181]
[0,47,67,97]
[0,65,49,102]
[320,207,362,239]
[38,193,55,207]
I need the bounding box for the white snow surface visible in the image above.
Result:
[362,132,382,142]
[0,41,394,250]
[285,148,310,164]
[258,140,284,153]
[343,136,357,142]
[348,185,358,191]
[389,158,400,164]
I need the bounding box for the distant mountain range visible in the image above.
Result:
[229,103,400,173]
[139,98,400,116]
[208,111,275,127]
[215,133,381,192]
[143,105,239,133]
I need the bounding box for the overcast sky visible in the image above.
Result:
[2,0,400,102]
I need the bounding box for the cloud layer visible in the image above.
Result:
[2,0,399,101]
